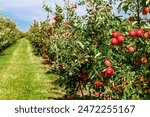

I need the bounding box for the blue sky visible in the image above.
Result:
[0,0,121,32]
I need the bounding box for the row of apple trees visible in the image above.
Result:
[0,16,22,53]
[27,0,150,100]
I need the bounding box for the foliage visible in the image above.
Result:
[0,16,22,52]
[27,0,150,100]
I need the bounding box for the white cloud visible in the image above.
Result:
[0,0,84,31]
[0,0,53,31]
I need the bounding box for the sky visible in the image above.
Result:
[0,0,121,32]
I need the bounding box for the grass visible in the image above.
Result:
[0,38,64,100]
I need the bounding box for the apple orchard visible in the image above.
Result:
[26,0,150,100]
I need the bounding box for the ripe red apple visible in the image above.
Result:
[104,60,111,66]
[144,7,150,12]
[101,70,106,77]
[94,81,104,87]
[136,29,144,37]
[142,10,147,15]
[117,35,124,44]
[141,56,148,63]
[129,30,136,37]
[129,17,134,22]
[112,32,119,38]
[128,46,135,52]
[142,7,150,15]
[111,38,118,45]
[112,84,118,89]
[106,67,114,76]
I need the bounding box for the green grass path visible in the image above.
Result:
[0,39,63,100]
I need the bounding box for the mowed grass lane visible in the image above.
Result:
[0,39,63,99]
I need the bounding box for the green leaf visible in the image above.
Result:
[94,52,101,58]
[76,41,84,49]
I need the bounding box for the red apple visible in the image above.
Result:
[106,67,114,76]
[111,38,118,45]
[129,30,136,37]
[136,29,144,37]
[117,35,124,44]
[128,46,135,52]
[104,60,111,66]
[141,56,148,63]
[144,7,150,13]
[94,81,104,87]
[101,70,106,77]
[112,84,118,89]
[112,32,120,38]
[142,7,150,15]
[142,10,147,15]
[129,17,134,22]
